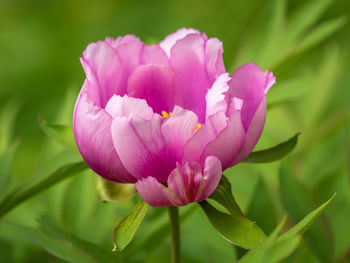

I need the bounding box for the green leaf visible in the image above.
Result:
[208,175,243,216]
[243,133,300,163]
[96,176,137,202]
[279,162,335,262]
[247,178,277,234]
[0,141,19,192]
[285,0,333,45]
[113,198,149,251]
[38,218,118,263]
[0,100,20,154]
[239,194,334,262]
[0,161,88,218]
[238,216,287,263]
[295,17,346,56]
[38,116,77,151]
[199,200,266,249]
[10,221,118,263]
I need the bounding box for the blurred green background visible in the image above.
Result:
[0,0,350,262]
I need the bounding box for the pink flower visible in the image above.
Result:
[73,28,275,206]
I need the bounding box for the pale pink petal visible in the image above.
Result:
[126,64,181,114]
[105,94,153,120]
[183,112,227,163]
[73,85,135,183]
[160,28,200,57]
[205,37,226,83]
[140,45,169,65]
[82,41,123,107]
[105,35,141,50]
[161,106,199,160]
[111,114,177,182]
[205,73,231,119]
[201,102,245,170]
[136,177,181,206]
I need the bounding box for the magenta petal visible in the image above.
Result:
[136,177,181,206]
[111,110,177,182]
[127,64,180,114]
[202,103,245,170]
[232,98,267,164]
[228,63,274,130]
[183,112,227,163]
[169,34,210,122]
[161,106,199,159]
[160,28,200,57]
[82,41,123,107]
[198,156,222,201]
[73,86,135,183]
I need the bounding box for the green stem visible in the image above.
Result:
[168,206,180,263]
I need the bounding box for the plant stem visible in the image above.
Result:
[168,206,180,263]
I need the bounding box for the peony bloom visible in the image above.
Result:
[73,28,275,206]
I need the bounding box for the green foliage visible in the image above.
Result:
[0,161,88,218]
[243,133,300,163]
[113,198,149,252]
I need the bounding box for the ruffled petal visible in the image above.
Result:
[205,37,226,83]
[82,41,123,107]
[160,28,200,57]
[205,73,231,119]
[169,33,210,122]
[73,85,135,183]
[126,64,181,114]
[202,99,245,170]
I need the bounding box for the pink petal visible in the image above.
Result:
[183,112,227,163]
[159,28,200,57]
[140,45,169,65]
[161,106,199,160]
[202,101,245,170]
[228,63,275,131]
[137,156,222,207]
[232,98,267,164]
[82,41,123,107]
[126,64,181,114]
[105,94,153,120]
[136,176,181,206]
[198,156,222,201]
[205,73,231,119]
[205,37,226,83]
[73,85,135,183]
[169,33,210,122]
[111,113,177,183]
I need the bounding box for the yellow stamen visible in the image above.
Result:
[161,111,172,118]
[195,123,201,132]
